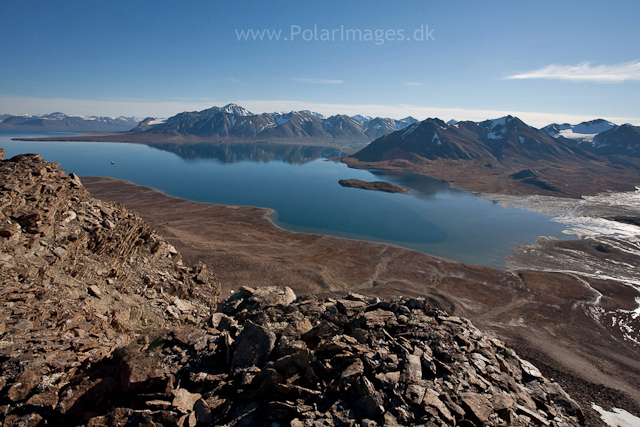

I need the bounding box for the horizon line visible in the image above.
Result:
[1,95,639,128]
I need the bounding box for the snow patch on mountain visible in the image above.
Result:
[488,116,510,128]
[352,115,373,123]
[300,110,325,119]
[274,114,290,126]
[487,127,508,140]
[222,103,252,116]
[544,119,616,142]
[394,117,416,131]
[481,116,514,140]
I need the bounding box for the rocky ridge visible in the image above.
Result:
[36,287,583,426]
[0,151,221,425]
[0,151,583,426]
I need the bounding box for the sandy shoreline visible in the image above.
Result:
[82,175,640,424]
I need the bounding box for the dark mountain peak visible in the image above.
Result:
[423,117,447,128]
[325,114,364,128]
[352,113,593,167]
[478,116,539,144]
[322,115,367,140]
[481,115,528,130]
[479,116,508,131]
[352,115,496,163]
[395,116,419,130]
[591,123,640,157]
[328,113,354,120]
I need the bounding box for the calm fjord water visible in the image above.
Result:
[1,133,573,269]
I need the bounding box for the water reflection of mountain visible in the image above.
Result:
[367,169,460,198]
[151,142,346,164]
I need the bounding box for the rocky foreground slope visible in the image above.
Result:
[0,150,583,426]
[0,150,220,424]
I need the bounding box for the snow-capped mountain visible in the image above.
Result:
[354,115,583,164]
[543,119,640,158]
[345,115,640,196]
[396,116,419,130]
[126,104,640,159]
[133,104,420,147]
[362,118,401,140]
[350,115,418,134]
[322,115,368,142]
[299,110,326,120]
[349,115,603,194]
[270,110,326,120]
[222,104,252,116]
[352,115,373,123]
[0,112,141,131]
[543,119,616,142]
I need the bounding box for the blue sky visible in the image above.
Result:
[1,0,639,126]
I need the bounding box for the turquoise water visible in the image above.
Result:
[1,132,573,269]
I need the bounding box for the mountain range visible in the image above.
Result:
[354,116,595,164]
[542,119,640,158]
[131,104,418,148]
[344,115,640,197]
[9,104,640,196]
[130,105,640,157]
[8,105,639,161]
[0,112,141,132]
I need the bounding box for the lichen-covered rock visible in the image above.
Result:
[231,320,276,367]
[0,152,221,422]
[30,289,580,427]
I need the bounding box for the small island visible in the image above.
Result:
[338,178,410,194]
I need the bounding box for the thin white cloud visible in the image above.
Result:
[404,82,423,87]
[292,78,344,84]
[507,60,640,83]
[1,94,639,128]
